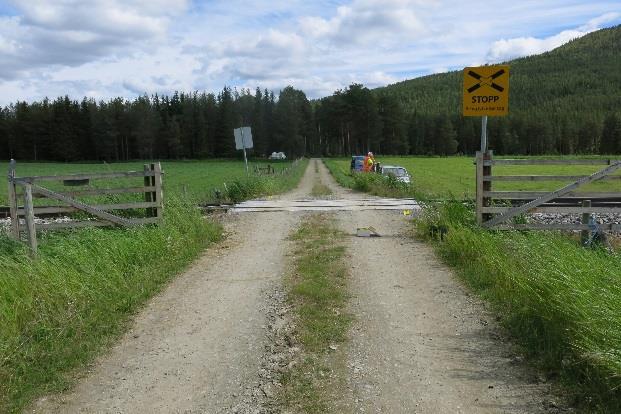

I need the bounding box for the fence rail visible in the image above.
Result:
[6,160,164,256]
[475,151,621,234]
[483,159,617,166]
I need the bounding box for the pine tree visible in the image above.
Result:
[252,88,267,156]
[167,117,183,158]
[434,114,458,155]
[203,93,218,157]
[457,117,477,155]
[131,96,159,159]
[0,108,7,160]
[214,87,236,157]
[601,112,621,154]
[377,94,408,154]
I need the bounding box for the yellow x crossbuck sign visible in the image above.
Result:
[463,65,509,116]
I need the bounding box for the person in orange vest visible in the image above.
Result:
[363,152,375,172]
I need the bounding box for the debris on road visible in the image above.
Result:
[356,227,381,237]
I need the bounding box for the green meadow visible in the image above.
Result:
[0,159,299,204]
[324,156,621,199]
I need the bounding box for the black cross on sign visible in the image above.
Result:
[467,69,505,93]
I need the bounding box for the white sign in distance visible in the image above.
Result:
[234,127,253,150]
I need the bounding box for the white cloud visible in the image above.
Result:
[579,11,620,31]
[486,12,620,62]
[0,0,189,79]
[0,1,619,104]
[300,0,429,46]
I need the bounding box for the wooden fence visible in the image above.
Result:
[475,151,621,232]
[7,160,164,255]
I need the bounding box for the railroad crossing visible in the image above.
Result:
[230,197,419,213]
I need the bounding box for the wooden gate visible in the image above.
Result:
[7,160,164,255]
[475,151,621,231]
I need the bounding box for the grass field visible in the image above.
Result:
[324,156,621,199]
[0,158,308,413]
[0,159,299,205]
[0,160,300,205]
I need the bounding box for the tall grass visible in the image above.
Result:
[214,159,309,203]
[322,161,420,199]
[415,202,621,412]
[0,198,221,412]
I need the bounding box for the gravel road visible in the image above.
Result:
[29,165,316,414]
[317,161,561,413]
[29,159,562,413]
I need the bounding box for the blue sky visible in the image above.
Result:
[0,0,619,104]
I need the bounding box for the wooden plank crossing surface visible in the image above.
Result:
[231,198,419,213]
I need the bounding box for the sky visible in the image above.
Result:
[0,0,619,105]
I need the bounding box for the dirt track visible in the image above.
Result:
[30,159,559,413]
[317,162,556,413]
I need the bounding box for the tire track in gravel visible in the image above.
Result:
[316,160,563,414]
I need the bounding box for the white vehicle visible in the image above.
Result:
[269,151,286,160]
[380,165,411,184]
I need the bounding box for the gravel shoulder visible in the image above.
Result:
[317,160,561,413]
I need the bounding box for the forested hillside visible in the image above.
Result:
[0,25,619,161]
[375,24,621,155]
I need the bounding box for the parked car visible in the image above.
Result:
[380,165,411,183]
[269,151,286,160]
[351,155,365,172]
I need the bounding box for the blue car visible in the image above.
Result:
[351,156,365,172]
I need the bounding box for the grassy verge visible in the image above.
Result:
[215,159,309,203]
[415,202,621,412]
[279,214,351,413]
[0,159,309,413]
[323,159,419,199]
[0,198,221,412]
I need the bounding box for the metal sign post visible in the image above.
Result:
[481,115,488,153]
[241,128,248,173]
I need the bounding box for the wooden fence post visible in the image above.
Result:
[475,151,484,225]
[144,164,154,217]
[581,199,592,244]
[23,183,37,256]
[154,162,163,220]
[8,159,20,239]
[483,150,493,222]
